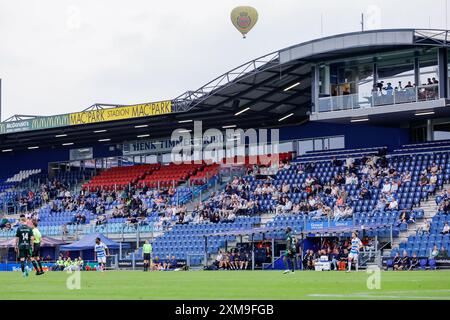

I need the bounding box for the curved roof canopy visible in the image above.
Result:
[2,29,449,150]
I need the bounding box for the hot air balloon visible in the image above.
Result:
[230,6,258,38]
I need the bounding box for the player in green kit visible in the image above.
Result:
[142,240,153,272]
[31,220,45,275]
[282,227,297,274]
[15,215,35,277]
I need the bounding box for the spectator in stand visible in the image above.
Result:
[388,196,399,211]
[409,253,419,270]
[345,156,355,170]
[381,180,392,194]
[304,250,315,270]
[418,219,430,235]
[393,252,402,271]
[329,248,339,271]
[338,249,348,271]
[401,171,412,183]
[428,173,438,194]
[311,204,326,220]
[396,209,412,226]
[419,174,429,187]
[240,252,250,270]
[331,157,342,167]
[400,251,410,270]
[333,205,345,222]
[163,255,172,270]
[371,196,387,216]
[442,222,450,235]
[359,188,371,200]
[152,256,162,271]
[437,246,449,259]
[275,196,292,215]
[214,251,223,269]
[170,255,177,270]
[431,245,439,259]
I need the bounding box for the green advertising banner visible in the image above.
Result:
[30,114,69,130]
[0,114,70,134]
[0,101,172,135]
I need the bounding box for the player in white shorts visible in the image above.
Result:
[347,232,362,272]
[94,237,109,271]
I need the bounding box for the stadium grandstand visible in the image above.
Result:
[2,28,450,275]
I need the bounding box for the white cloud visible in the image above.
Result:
[0,0,446,119]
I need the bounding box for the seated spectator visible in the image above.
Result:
[401,171,412,183]
[239,252,250,270]
[304,250,315,270]
[431,245,439,259]
[437,246,449,259]
[409,252,419,270]
[331,157,342,167]
[359,188,371,200]
[442,222,450,235]
[419,219,430,235]
[214,251,223,269]
[419,174,429,187]
[396,209,412,225]
[170,255,177,269]
[338,249,348,271]
[163,255,172,270]
[95,215,107,226]
[400,251,410,271]
[0,216,9,229]
[393,252,402,271]
[388,197,398,211]
[152,256,163,271]
[275,196,292,215]
[381,181,392,194]
[328,248,339,271]
[372,197,387,215]
[311,204,326,220]
[345,156,355,169]
[333,205,345,222]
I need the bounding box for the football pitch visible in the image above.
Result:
[0,270,450,300]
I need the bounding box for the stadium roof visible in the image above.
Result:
[2,28,449,151]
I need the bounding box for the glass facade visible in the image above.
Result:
[316,48,441,113]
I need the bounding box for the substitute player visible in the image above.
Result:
[31,220,45,275]
[94,237,109,272]
[15,215,36,277]
[283,227,297,274]
[347,232,363,272]
[142,240,152,272]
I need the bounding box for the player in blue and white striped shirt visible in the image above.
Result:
[347,232,362,272]
[94,237,109,272]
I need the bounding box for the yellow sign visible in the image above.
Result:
[69,100,171,125]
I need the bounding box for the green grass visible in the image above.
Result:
[0,270,449,300]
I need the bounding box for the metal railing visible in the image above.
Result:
[317,84,439,113]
